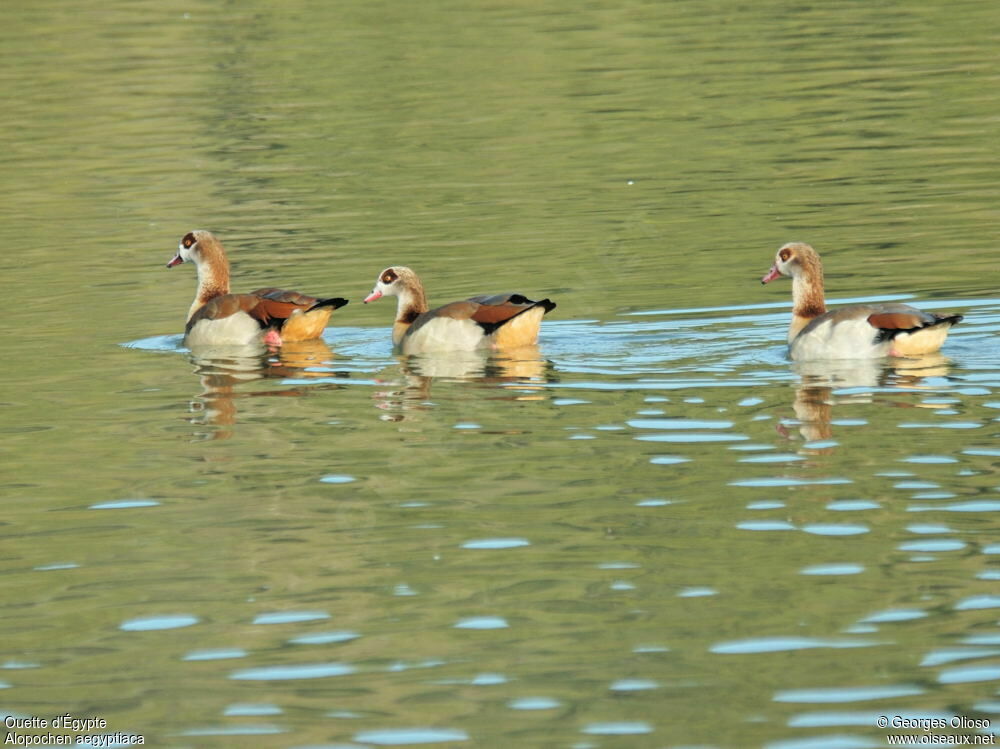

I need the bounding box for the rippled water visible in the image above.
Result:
[3,0,1000,747]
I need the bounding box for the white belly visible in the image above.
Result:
[789,318,890,361]
[185,312,263,347]
[400,318,489,354]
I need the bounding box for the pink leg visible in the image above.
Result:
[262,329,283,347]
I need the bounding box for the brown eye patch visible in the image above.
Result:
[381,269,398,284]
[182,232,196,249]
[779,248,792,262]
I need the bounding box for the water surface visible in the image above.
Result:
[2,1,1000,747]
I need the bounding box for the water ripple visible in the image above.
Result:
[288,631,361,645]
[737,520,797,532]
[826,500,880,511]
[320,474,357,484]
[90,499,160,510]
[580,721,653,735]
[801,524,869,536]
[179,724,285,736]
[920,647,1000,667]
[907,500,1000,512]
[609,678,660,691]
[120,614,198,631]
[773,684,924,703]
[508,697,562,710]
[711,637,880,654]
[637,432,748,443]
[253,611,330,625]
[800,564,865,576]
[678,587,717,598]
[223,703,283,716]
[897,539,965,552]
[627,418,734,430]
[730,477,852,487]
[461,538,530,550]
[182,649,247,661]
[787,710,952,728]
[229,663,354,680]
[955,595,1000,611]
[354,728,469,745]
[859,609,927,624]
[454,617,508,630]
[937,664,1000,684]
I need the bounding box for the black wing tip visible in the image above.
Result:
[537,298,557,313]
[514,295,556,313]
[316,297,350,310]
[875,312,964,344]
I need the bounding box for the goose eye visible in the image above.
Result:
[182,233,196,249]
[381,270,397,284]
[779,248,792,262]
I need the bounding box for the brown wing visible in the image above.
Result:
[250,287,320,306]
[250,287,348,312]
[252,297,315,324]
[409,297,554,336]
[866,311,935,330]
[864,307,963,344]
[187,294,262,332]
[420,299,541,326]
[467,293,555,311]
[186,293,308,333]
[805,304,936,332]
[467,292,523,306]
[417,301,475,321]
[471,302,539,326]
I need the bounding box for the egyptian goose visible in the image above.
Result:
[363,266,556,354]
[166,230,348,347]
[761,242,962,360]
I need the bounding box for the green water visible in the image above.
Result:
[2,1,999,747]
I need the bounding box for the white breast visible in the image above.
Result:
[185,312,263,347]
[401,318,490,354]
[789,317,890,361]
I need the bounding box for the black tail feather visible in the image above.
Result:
[313,297,349,311]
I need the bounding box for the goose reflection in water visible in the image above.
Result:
[781,354,955,447]
[372,345,556,421]
[187,339,346,439]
